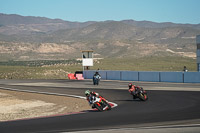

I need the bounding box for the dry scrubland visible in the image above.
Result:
[0,89,90,121]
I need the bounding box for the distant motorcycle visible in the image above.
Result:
[89,95,111,111]
[130,88,148,101]
[93,74,101,85]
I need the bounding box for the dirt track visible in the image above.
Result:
[0,89,90,121]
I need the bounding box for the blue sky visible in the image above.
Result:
[0,0,200,24]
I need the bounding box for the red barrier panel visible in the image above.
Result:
[68,73,76,80]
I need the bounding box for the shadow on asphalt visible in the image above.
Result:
[116,99,147,102]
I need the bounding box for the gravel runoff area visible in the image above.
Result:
[0,89,90,122]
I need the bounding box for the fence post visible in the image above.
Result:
[138,72,140,81]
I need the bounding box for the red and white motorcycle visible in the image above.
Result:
[89,95,111,111]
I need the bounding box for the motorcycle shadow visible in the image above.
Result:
[82,109,100,113]
[117,99,145,102]
[84,83,99,86]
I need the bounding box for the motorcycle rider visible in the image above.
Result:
[85,90,109,110]
[85,90,100,107]
[128,83,143,99]
[93,71,101,85]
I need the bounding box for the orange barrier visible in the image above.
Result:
[68,73,76,80]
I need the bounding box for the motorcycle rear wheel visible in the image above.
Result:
[94,103,103,111]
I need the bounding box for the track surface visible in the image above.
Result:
[0,79,200,133]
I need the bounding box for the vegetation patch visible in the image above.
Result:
[0,56,196,79]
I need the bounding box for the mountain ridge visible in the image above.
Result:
[0,13,199,61]
[1,13,200,35]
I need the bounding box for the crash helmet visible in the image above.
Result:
[128,83,132,88]
[85,90,90,96]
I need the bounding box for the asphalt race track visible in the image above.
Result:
[0,79,200,133]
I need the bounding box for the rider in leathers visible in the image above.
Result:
[85,90,100,108]
[128,83,143,99]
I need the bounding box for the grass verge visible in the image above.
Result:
[0,56,197,79]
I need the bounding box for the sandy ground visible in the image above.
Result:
[0,89,90,122]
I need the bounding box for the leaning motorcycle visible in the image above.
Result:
[132,89,148,101]
[89,95,111,111]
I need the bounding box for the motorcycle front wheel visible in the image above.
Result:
[104,101,111,110]
[139,93,148,101]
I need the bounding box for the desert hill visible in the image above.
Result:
[0,13,200,61]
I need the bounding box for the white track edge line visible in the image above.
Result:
[0,86,118,108]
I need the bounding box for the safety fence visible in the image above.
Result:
[83,70,200,83]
